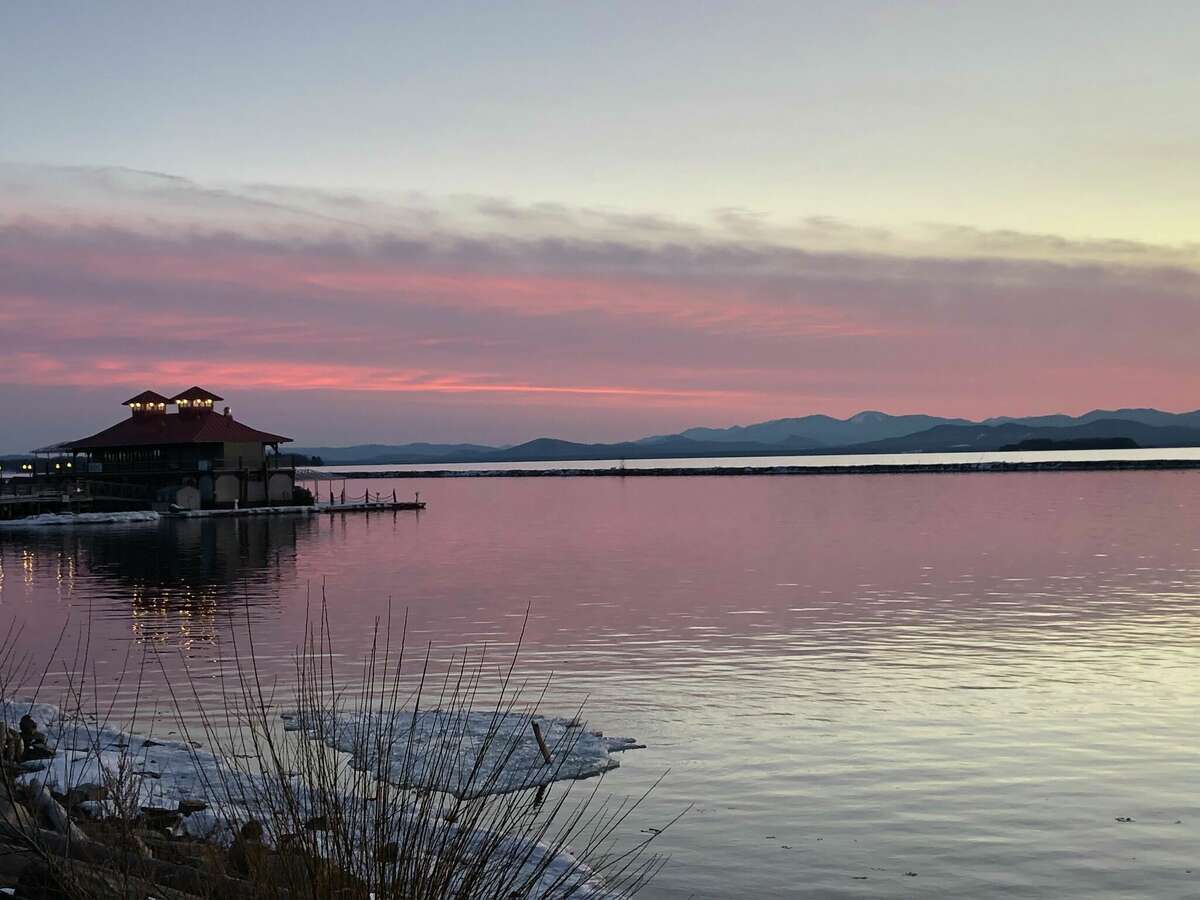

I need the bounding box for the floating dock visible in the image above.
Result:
[0,484,424,524]
[163,498,425,519]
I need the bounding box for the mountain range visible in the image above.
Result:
[293,408,1200,465]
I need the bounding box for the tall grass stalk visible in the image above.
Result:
[176,600,669,897]
[2,603,673,898]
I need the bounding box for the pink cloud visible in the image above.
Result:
[3,171,1200,448]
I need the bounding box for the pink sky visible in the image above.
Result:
[2,166,1198,451]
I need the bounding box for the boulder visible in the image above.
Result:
[18,716,55,763]
[0,794,36,838]
[65,783,108,811]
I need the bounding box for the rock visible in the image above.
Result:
[229,821,267,878]
[0,726,23,764]
[377,841,400,865]
[239,819,264,841]
[65,783,108,810]
[112,829,154,860]
[18,715,51,760]
[140,807,183,830]
[0,794,36,837]
[177,799,207,816]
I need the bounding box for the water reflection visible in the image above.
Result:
[0,515,308,647]
[2,474,1200,899]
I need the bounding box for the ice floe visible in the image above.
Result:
[1,699,241,815]
[281,708,644,799]
[1,698,644,897]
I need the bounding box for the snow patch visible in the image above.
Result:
[0,510,161,528]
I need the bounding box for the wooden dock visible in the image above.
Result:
[316,499,425,512]
[2,481,424,523]
[162,499,425,520]
[304,486,425,512]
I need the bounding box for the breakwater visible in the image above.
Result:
[310,458,1200,479]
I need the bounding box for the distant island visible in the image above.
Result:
[292,408,1200,466]
[998,437,1139,452]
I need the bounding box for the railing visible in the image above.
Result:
[55,455,296,476]
[313,486,422,507]
[0,485,70,504]
[0,479,150,502]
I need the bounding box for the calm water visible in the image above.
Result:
[314,445,1200,474]
[2,471,1199,898]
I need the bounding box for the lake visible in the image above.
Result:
[2,470,1199,897]
[311,445,1200,475]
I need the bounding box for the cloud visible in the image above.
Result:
[2,163,1199,447]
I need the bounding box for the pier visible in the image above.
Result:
[1,482,424,523]
[166,490,426,518]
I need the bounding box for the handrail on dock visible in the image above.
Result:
[312,486,423,508]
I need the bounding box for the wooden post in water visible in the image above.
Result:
[531,721,552,765]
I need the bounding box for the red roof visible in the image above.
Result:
[64,411,291,451]
[170,386,224,403]
[122,390,170,406]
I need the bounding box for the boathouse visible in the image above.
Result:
[37,387,296,511]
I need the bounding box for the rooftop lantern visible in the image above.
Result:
[122,391,170,417]
[170,386,224,417]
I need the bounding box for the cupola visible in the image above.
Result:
[170,386,224,416]
[122,390,169,417]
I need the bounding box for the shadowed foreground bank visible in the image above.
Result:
[0,614,670,899]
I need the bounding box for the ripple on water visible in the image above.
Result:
[2,472,1199,898]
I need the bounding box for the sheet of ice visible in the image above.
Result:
[1,699,636,898]
[281,708,643,800]
[0,510,160,528]
[1,698,241,814]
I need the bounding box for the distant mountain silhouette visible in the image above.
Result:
[657,412,973,446]
[294,408,1200,466]
[294,443,497,464]
[999,437,1138,452]
[295,435,826,465]
[983,408,1200,429]
[836,419,1200,454]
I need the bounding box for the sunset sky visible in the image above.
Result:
[3,2,1199,452]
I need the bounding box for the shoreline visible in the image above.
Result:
[309,458,1200,479]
